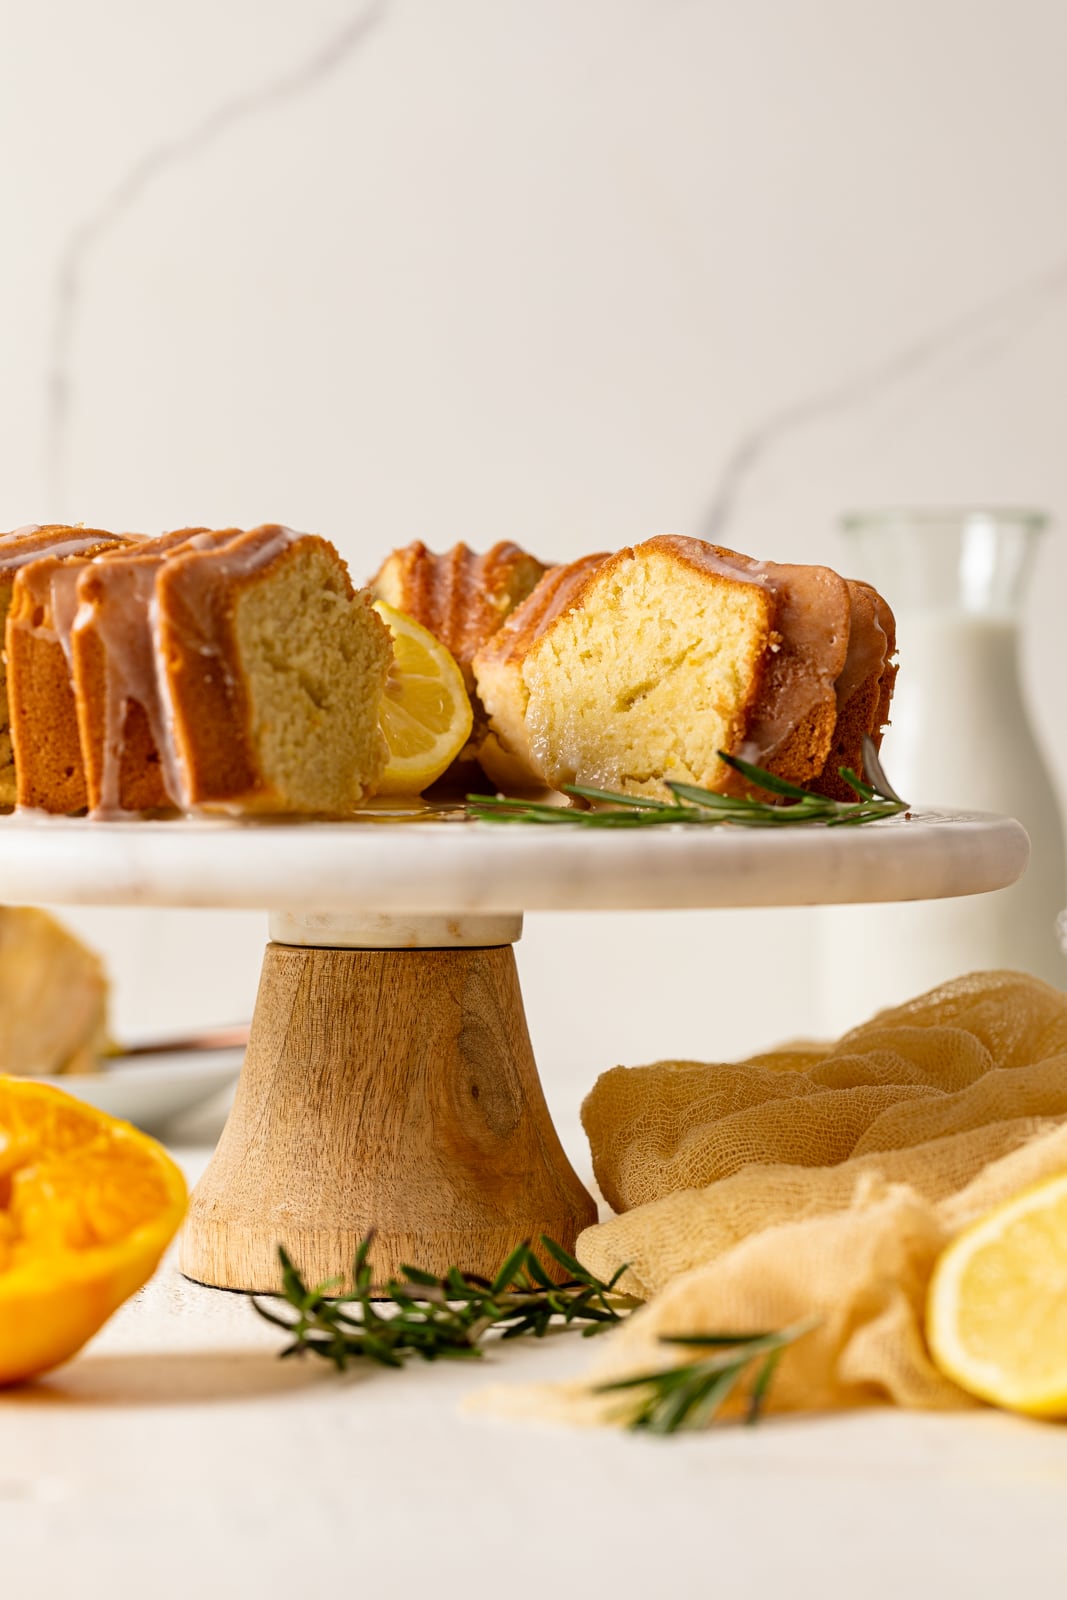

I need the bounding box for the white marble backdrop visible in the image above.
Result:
[3,0,1066,1067]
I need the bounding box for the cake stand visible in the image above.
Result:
[0,807,1028,1292]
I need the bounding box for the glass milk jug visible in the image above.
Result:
[817,507,1066,1034]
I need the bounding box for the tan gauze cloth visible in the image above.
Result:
[479,972,1067,1424]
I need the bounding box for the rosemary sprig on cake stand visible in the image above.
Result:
[254,1234,819,1434]
[466,736,908,828]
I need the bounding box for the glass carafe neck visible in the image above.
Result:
[842,507,1047,618]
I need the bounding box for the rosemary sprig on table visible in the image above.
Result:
[466,736,908,828]
[252,1234,641,1369]
[594,1322,818,1435]
[254,1235,815,1434]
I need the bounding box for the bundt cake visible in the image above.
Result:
[3,526,139,811]
[471,535,895,799]
[0,522,896,817]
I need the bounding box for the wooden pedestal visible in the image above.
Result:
[180,921,597,1293]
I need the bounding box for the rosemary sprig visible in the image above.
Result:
[594,1320,818,1434]
[466,736,909,828]
[254,1234,814,1435]
[251,1234,642,1369]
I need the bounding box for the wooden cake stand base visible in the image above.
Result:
[180,912,597,1293]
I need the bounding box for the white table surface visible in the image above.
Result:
[6,1137,1067,1600]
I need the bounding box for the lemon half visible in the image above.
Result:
[927,1172,1067,1416]
[373,601,473,795]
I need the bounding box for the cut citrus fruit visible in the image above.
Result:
[372,600,473,795]
[926,1173,1067,1416]
[0,1077,187,1385]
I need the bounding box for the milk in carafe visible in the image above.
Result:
[818,509,1066,1034]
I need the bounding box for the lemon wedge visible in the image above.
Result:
[926,1173,1067,1416]
[372,600,473,795]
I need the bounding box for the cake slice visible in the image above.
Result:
[474,552,611,790]
[472,536,855,799]
[150,526,392,814]
[4,526,140,811]
[70,527,238,814]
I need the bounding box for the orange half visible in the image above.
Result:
[0,1077,187,1385]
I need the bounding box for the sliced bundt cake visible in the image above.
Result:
[472,536,869,799]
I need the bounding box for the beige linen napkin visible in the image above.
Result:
[477,971,1067,1424]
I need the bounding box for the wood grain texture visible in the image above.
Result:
[181,942,597,1292]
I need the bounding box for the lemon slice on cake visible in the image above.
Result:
[926,1173,1067,1416]
[372,601,473,795]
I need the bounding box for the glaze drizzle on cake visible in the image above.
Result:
[471,535,896,800]
[3,524,393,817]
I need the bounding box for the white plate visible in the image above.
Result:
[36,1049,243,1134]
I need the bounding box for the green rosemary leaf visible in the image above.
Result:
[713,753,816,800]
[658,1330,780,1348]
[466,799,579,823]
[522,1251,557,1291]
[595,1320,818,1434]
[837,766,876,802]
[746,1349,784,1424]
[564,784,680,811]
[651,1364,746,1436]
[539,1236,588,1279]
[861,735,905,804]
[664,783,772,812]
[582,810,695,827]
[400,1265,443,1288]
[250,1299,302,1333]
[491,1243,533,1296]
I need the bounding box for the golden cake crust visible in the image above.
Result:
[809,579,898,800]
[155,526,392,813]
[71,528,234,814]
[641,537,852,793]
[474,536,855,799]
[370,540,549,691]
[5,529,138,812]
